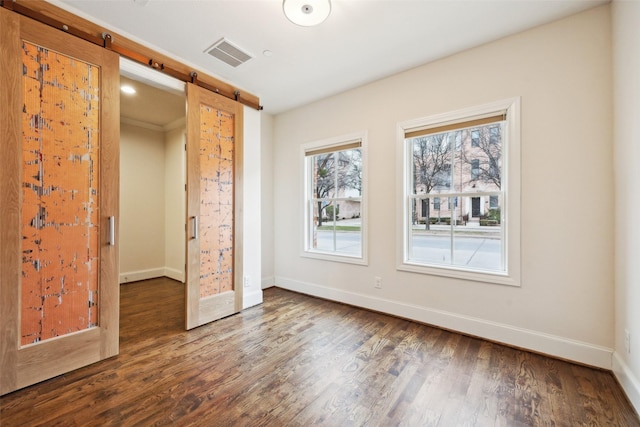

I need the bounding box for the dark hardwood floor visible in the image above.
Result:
[1,277,638,426]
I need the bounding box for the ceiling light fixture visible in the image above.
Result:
[121,85,136,95]
[283,0,331,27]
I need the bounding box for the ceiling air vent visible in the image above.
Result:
[205,38,252,68]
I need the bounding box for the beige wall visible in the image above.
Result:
[120,121,186,283]
[120,122,167,281]
[612,0,640,412]
[272,6,613,367]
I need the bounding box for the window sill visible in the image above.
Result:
[397,261,520,287]
[301,250,368,266]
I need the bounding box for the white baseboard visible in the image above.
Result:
[613,352,640,415]
[120,268,165,284]
[164,267,185,283]
[274,276,613,369]
[261,275,275,289]
[120,267,185,284]
[243,289,264,309]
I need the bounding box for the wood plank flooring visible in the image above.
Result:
[1,277,638,426]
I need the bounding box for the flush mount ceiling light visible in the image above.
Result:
[283,0,331,27]
[121,85,136,95]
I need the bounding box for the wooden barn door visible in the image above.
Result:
[185,83,243,330]
[0,10,120,395]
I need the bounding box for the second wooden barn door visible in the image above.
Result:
[185,83,243,329]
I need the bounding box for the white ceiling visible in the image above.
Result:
[55,0,607,115]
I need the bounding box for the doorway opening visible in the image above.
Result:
[119,59,187,329]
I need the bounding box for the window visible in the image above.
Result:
[489,195,499,209]
[398,98,520,286]
[471,159,480,180]
[490,125,499,144]
[471,129,480,147]
[302,132,367,264]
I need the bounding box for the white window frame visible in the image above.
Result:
[396,98,521,286]
[301,131,368,265]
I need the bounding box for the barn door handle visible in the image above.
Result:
[192,216,199,240]
[108,216,115,246]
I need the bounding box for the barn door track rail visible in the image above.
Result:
[1,0,263,111]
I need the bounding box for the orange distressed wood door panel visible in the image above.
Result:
[20,38,101,346]
[185,83,243,330]
[0,9,119,395]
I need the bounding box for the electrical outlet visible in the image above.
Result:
[243,276,250,288]
[374,276,382,289]
[625,329,631,354]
